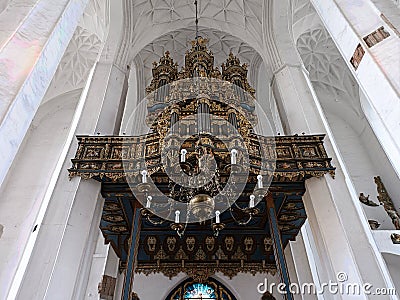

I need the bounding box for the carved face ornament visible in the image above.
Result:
[147,236,157,252]
[186,236,196,252]
[225,236,235,252]
[205,236,215,252]
[166,236,177,252]
[264,237,273,252]
[244,236,254,252]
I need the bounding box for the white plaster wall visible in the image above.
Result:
[0,0,90,188]
[371,0,400,30]
[132,272,282,300]
[255,62,284,135]
[382,253,400,295]
[83,231,109,300]
[324,112,398,229]
[0,89,81,299]
[292,2,400,230]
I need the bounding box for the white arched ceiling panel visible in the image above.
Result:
[126,0,265,65]
[136,27,262,88]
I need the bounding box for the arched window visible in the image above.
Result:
[166,278,237,300]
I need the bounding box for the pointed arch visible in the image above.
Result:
[165,277,238,300]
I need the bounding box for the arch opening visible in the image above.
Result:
[165,277,238,300]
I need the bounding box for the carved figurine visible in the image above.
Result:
[386,209,400,230]
[368,220,381,230]
[375,176,400,230]
[131,292,140,300]
[391,233,400,245]
[359,193,379,207]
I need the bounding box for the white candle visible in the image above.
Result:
[257,175,263,189]
[141,170,148,183]
[175,210,180,223]
[231,149,238,165]
[215,210,221,224]
[146,196,152,208]
[180,149,187,162]
[249,195,255,208]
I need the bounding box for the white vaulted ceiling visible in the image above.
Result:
[123,0,266,68]
[137,27,262,87]
[43,0,109,102]
[292,0,363,132]
[131,0,262,38]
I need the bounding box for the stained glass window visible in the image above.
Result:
[183,283,216,299]
[167,278,236,300]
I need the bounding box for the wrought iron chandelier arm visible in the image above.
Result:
[229,207,253,226]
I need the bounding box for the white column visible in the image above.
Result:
[272,64,396,298]
[14,60,127,299]
[82,231,110,300]
[0,90,82,300]
[289,233,318,300]
[83,230,120,300]
[0,0,90,187]
[301,223,326,300]
[113,272,125,300]
[284,244,302,300]
[310,0,400,177]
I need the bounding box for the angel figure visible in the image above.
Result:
[359,193,379,207]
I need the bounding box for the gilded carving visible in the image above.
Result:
[215,246,228,260]
[368,220,380,230]
[135,262,276,280]
[175,246,189,260]
[109,225,128,233]
[359,193,379,207]
[243,236,254,253]
[66,35,337,282]
[224,236,235,252]
[98,275,116,300]
[264,237,273,253]
[186,236,196,252]
[69,135,335,184]
[103,203,121,211]
[130,292,140,300]
[375,176,400,230]
[166,236,177,252]
[84,147,104,159]
[232,247,246,260]
[391,233,400,244]
[205,236,215,252]
[146,236,157,252]
[279,214,298,222]
[195,247,207,261]
[300,147,317,157]
[103,214,124,223]
[155,248,168,260]
[276,147,292,158]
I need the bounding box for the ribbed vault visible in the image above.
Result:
[136,27,262,88]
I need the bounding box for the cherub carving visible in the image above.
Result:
[359,193,379,207]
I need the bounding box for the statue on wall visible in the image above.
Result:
[130,292,140,300]
[374,176,400,230]
[391,233,400,244]
[359,193,379,207]
[368,220,381,230]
